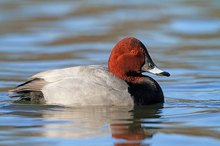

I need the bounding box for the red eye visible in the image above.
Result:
[130,50,138,55]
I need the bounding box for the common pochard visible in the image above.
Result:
[10,37,170,106]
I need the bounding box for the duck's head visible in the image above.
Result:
[108,37,170,82]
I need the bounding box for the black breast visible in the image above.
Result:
[127,77,164,105]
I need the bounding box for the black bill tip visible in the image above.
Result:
[157,71,170,77]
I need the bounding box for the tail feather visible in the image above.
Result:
[10,78,46,93]
[9,78,46,104]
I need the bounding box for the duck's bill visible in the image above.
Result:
[147,66,170,77]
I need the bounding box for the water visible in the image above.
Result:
[0,0,220,146]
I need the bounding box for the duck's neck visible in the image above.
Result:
[108,68,143,83]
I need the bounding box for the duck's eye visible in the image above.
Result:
[130,50,138,55]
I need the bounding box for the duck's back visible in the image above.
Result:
[11,65,133,106]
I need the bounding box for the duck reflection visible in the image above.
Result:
[3,103,163,145]
[111,104,163,146]
[4,103,220,146]
[40,104,163,145]
[41,106,132,139]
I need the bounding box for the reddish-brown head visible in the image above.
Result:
[108,37,170,83]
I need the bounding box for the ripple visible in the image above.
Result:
[170,19,220,34]
[0,0,220,145]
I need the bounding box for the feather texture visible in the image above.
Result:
[10,65,133,106]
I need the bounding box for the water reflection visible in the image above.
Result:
[42,106,133,139]
[2,103,220,146]
[111,105,163,146]
[2,104,163,146]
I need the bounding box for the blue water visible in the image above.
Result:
[0,0,220,146]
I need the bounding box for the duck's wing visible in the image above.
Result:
[39,65,132,106]
[10,65,92,93]
[9,65,132,106]
[10,78,46,93]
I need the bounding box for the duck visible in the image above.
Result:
[9,37,170,106]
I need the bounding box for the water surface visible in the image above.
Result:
[0,0,220,146]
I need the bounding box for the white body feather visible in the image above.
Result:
[31,65,133,106]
